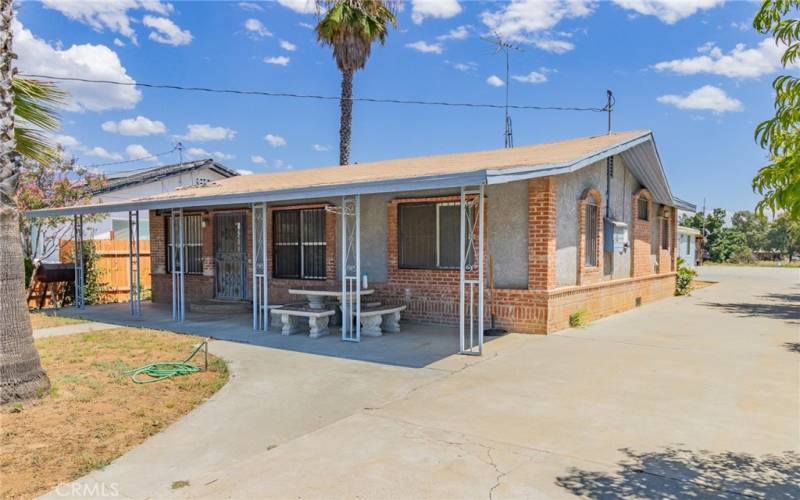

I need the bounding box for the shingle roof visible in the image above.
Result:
[95,159,238,194]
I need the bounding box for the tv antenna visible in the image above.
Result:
[481,34,523,148]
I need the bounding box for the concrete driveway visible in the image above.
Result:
[51,266,799,499]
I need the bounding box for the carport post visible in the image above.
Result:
[73,214,84,309]
[128,210,141,316]
[340,196,361,342]
[170,207,185,322]
[251,202,268,331]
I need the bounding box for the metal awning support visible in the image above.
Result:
[170,207,185,321]
[459,184,484,355]
[252,202,269,331]
[73,214,85,309]
[128,210,141,316]
[340,195,361,342]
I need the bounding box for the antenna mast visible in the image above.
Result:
[482,34,522,148]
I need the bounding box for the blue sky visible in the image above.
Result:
[15,0,787,214]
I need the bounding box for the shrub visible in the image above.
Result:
[675,257,698,296]
[569,309,588,328]
[729,247,755,264]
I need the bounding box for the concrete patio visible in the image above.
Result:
[53,301,480,368]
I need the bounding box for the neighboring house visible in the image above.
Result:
[35,159,237,262]
[88,159,239,240]
[32,130,695,336]
[678,225,702,267]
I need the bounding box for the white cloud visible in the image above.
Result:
[446,60,477,72]
[280,40,297,51]
[113,38,125,47]
[653,38,789,79]
[532,38,574,53]
[101,116,166,136]
[481,0,593,38]
[186,148,235,161]
[312,144,330,152]
[238,2,264,11]
[511,70,548,83]
[244,18,272,39]
[142,15,193,46]
[657,85,742,112]
[411,0,462,24]
[612,0,724,24]
[298,22,315,29]
[437,25,470,41]
[41,0,172,44]
[276,0,316,14]
[86,146,123,161]
[52,134,81,148]
[486,75,505,87]
[13,21,141,112]
[406,41,444,54]
[236,169,254,175]
[264,55,290,65]
[125,144,157,161]
[730,21,749,31]
[265,134,287,147]
[179,124,237,141]
[250,155,267,164]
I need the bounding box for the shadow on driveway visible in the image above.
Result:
[556,447,800,499]
[701,290,800,324]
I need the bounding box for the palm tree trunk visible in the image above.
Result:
[0,0,50,404]
[339,68,353,166]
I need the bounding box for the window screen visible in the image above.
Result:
[637,197,649,221]
[686,234,692,253]
[166,214,203,274]
[584,203,598,267]
[398,201,472,269]
[272,208,326,279]
[662,218,670,250]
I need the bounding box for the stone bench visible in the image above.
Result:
[352,305,407,337]
[270,307,336,338]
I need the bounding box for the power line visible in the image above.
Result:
[22,73,609,113]
[75,146,177,170]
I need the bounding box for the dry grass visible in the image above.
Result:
[29,312,86,330]
[0,328,229,499]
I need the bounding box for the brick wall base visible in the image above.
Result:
[151,273,214,304]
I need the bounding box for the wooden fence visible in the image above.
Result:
[59,239,151,303]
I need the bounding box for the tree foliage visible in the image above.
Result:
[15,153,105,261]
[752,0,800,218]
[13,77,67,166]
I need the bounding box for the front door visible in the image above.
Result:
[215,212,246,300]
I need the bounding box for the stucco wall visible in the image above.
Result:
[333,182,528,288]
[554,155,642,286]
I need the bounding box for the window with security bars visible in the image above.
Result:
[166,214,203,274]
[272,208,326,279]
[662,218,670,250]
[584,203,599,267]
[398,202,471,269]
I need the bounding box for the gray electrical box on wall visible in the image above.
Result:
[604,218,628,253]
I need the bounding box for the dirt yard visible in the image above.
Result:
[0,328,229,499]
[28,312,86,330]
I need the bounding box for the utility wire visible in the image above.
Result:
[22,73,609,113]
[76,146,177,170]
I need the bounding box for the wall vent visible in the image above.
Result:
[635,297,642,307]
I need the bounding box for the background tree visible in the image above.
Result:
[767,212,800,257]
[1,0,54,403]
[731,210,769,251]
[316,0,397,165]
[752,0,800,217]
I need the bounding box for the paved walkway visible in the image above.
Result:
[33,322,121,338]
[47,266,799,499]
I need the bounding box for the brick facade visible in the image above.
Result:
[148,174,677,335]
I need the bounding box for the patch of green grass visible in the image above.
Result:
[569,309,589,328]
[76,456,111,476]
[171,480,190,490]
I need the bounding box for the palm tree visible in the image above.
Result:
[1,0,53,404]
[315,0,397,165]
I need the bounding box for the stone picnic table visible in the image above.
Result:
[287,286,375,310]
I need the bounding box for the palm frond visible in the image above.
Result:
[12,78,67,164]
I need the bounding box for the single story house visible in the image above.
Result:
[677,225,702,267]
[30,130,695,353]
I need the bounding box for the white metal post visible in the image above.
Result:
[251,202,269,331]
[128,210,141,316]
[459,188,465,353]
[178,208,185,322]
[341,196,348,340]
[478,183,485,354]
[262,202,268,330]
[73,214,84,309]
[170,212,176,320]
[355,195,361,342]
[252,204,257,330]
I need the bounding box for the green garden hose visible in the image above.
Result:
[127,340,209,384]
